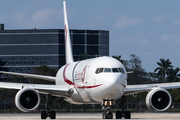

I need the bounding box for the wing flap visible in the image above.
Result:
[0,71,56,82]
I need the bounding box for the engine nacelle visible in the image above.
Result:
[146,87,172,111]
[15,88,40,112]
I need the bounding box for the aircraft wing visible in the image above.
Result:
[0,71,74,97]
[0,82,74,98]
[0,71,56,82]
[124,82,180,96]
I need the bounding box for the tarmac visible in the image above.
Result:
[0,113,180,120]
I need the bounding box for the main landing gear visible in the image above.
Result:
[102,96,131,119]
[41,94,63,119]
[116,96,131,119]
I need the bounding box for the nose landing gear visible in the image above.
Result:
[102,100,114,119]
[102,97,131,119]
[102,107,113,119]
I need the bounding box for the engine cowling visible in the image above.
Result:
[146,87,172,111]
[15,88,40,112]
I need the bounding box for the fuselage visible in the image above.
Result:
[55,56,127,104]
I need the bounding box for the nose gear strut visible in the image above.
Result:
[102,100,114,119]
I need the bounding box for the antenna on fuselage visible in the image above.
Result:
[63,1,74,64]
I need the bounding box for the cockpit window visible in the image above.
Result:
[112,68,119,73]
[104,68,111,72]
[95,68,99,74]
[118,68,125,74]
[95,67,125,74]
[99,68,104,73]
[95,68,104,74]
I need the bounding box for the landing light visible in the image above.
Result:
[103,100,114,107]
[109,101,112,106]
[104,101,108,106]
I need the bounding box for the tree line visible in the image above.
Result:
[113,54,180,84]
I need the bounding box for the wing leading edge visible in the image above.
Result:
[0,71,73,98]
[124,82,180,96]
[0,71,56,82]
[0,82,74,98]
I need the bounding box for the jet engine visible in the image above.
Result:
[146,87,172,111]
[15,88,40,112]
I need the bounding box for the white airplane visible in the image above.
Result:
[0,1,180,119]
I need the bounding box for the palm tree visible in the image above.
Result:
[154,58,173,83]
[167,67,180,82]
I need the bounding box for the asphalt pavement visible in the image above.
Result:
[0,113,180,120]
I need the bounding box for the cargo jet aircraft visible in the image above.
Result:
[0,1,180,119]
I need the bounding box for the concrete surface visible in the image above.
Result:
[0,113,180,119]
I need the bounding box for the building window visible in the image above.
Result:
[87,35,99,44]
[73,45,85,55]
[87,46,98,55]
[73,35,85,44]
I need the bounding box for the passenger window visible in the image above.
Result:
[99,68,104,73]
[112,68,119,73]
[104,68,111,72]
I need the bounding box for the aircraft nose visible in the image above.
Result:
[103,74,126,98]
[104,74,126,88]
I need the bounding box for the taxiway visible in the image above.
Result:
[0,113,180,120]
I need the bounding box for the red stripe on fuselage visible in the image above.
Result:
[76,84,102,89]
[63,64,102,89]
[63,63,74,86]
[121,84,126,88]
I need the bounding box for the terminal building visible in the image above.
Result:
[0,24,109,73]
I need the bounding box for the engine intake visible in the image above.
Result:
[146,87,172,111]
[15,88,40,112]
